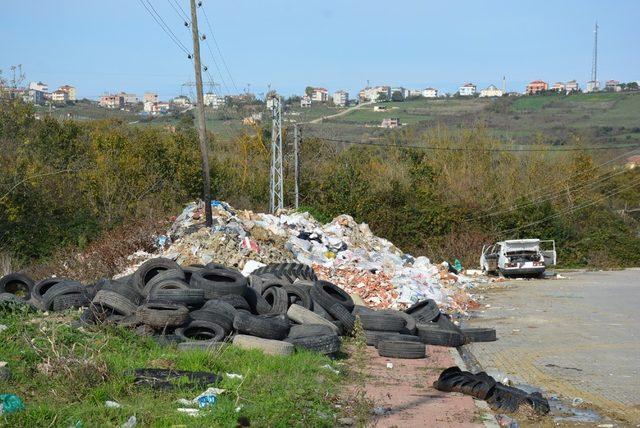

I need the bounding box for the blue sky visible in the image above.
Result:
[1,0,638,100]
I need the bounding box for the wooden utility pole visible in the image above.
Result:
[189,0,212,226]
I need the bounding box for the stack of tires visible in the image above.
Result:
[0,262,496,359]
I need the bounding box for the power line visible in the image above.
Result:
[471,147,639,218]
[467,157,637,222]
[200,3,240,94]
[167,0,190,23]
[497,177,640,236]
[304,135,640,153]
[138,0,191,56]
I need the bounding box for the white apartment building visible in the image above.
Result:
[29,81,48,92]
[58,85,77,101]
[311,87,328,102]
[50,90,69,103]
[422,87,438,98]
[300,95,312,108]
[459,83,476,96]
[172,95,191,107]
[479,84,503,97]
[143,92,159,104]
[565,80,580,92]
[332,90,349,107]
[204,92,225,109]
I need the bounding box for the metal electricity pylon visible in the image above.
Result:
[269,96,284,213]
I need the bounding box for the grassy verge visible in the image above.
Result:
[0,306,343,427]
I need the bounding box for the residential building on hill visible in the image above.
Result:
[50,90,69,103]
[586,80,599,93]
[58,85,77,101]
[143,92,159,104]
[23,89,45,105]
[479,84,503,97]
[380,117,400,128]
[29,81,48,92]
[100,94,124,109]
[332,90,349,107]
[204,93,225,109]
[422,88,438,98]
[459,83,476,96]
[300,95,312,108]
[526,80,548,94]
[565,80,580,92]
[311,87,328,102]
[552,82,566,92]
[172,95,191,107]
[605,80,621,92]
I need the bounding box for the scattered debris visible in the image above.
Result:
[121,415,137,428]
[0,393,24,415]
[105,400,121,408]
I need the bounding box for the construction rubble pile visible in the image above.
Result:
[144,201,482,312]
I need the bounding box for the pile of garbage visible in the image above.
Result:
[134,201,480,312]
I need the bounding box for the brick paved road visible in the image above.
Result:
[463,269,640,424]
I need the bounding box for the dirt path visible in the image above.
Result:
[361,345,483,427]
[307,101,373,124]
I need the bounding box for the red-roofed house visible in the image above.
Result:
[311,87,328,102]
[526,80,548,94]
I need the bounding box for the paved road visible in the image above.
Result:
[464,269,640,424]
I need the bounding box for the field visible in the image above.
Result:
[41,92,640,147]
[319,92,640,146]
[0,305,344,427]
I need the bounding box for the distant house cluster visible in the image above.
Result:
[18,81,77,105]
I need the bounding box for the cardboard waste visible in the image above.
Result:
[122,201,481,312]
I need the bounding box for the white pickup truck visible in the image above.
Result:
[480,239,556,277]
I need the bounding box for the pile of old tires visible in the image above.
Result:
[0,261,495,359]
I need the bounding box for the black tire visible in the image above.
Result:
[176,320,226,343]
[146,278,190,295]
[380,309,417,335]
[136,302,189,329]
[183,265,205,283]
[252,262,317,284]
[377,340,426,359]
[262,286,289,314]
[233,312,290,340]
[416,323,465,347]
[405,299,440,323]
[132,257,181,294]
[435,313,462,333]
[310,280,354,312]
[365,331,421,347]
[353,305,377,315]
[284,283,313,309]
[286,334,341,355]
[312,299,333,320]
[327,303,355,334]
[243,287,272,315]
[52,293,90,311]
[249,276,288,295]
[190,268,247,299]
[461,327,497,343]
[357,313,405,332]
[0,273,34,300]
[148,288,205,307]
[92,289,138,316]
[42,280,86,311]
[287,324,335,339]
[102,279,143,305]
[218,294,250,311]
[32,278,68,304]
[143,269,185,295]
[190,300,236,332]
